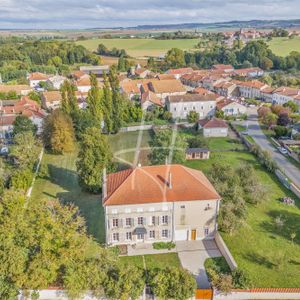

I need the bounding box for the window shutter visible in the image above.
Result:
[157,216,160,225]
[131,218,134,226]
[119,219,123,228]
[143,217,146,225]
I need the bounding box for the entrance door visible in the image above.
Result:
[191,229,197,241]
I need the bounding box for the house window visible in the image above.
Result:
[180,205,185,209]
[149,216,156,226]
[112,209,118,214]
[162,215,168,225]
[138,217,144,225]
[162,229,168,238]
[112,219,119,228]
[112,233,119,242]
[184,107,187,110]
[137,208,143,212]
[149,230,155,239]
[125,218,132,227]
[137,233,144,240]
[174,107,176,111]
[204,228,209,236]
[125,208,131,213]
[126,232,132,241]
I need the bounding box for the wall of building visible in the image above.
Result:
[203,127,228,137]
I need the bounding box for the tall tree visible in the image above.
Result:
[42,110,75,154]
[102,73,113,133]
[86,74,103,125]
[109,67,124,133]
[12,115,37,136]
[60,80,78,116]
[165,48,186,68]
[76,127,114,193]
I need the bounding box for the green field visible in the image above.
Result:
[185,151,300,287]
[267,37,300,56]
[77,38,200,58]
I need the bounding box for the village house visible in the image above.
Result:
[216,99,247,116]
[156,74,176,80]
[199,118,228,137]
[0,84,32,96]
[79,65,110,77]
[271,86,300,105]
[180,73,206,88]
[237,80,268,99]
[102,164,221,245]
[41,91,62,110]
[213,81,239,98]
[47,75,67,90]
[147,80,186,103]
[120,80,141,100]
[233,67,264,78]
[261,87,276,103]
[165,67,194,79]
[141,91,163,110]
[130,65,152,79]
[185,148,210,160]
[166,93,216,120]
[0,96,46,134]
[212,64,234,73]
[27,72,50,88]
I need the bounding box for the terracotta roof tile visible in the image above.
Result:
[149,80,186,94]
[104,164,220,206]
[200,117,228,129]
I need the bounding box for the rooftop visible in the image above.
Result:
[167,93,217,103]
[103,164,220,206]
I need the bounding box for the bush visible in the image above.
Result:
[274,125,289,138]
[152,242,176,250]
[9,168,33,191]
[232,269,252,289]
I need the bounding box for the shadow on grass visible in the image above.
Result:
[44,164,105,244]
[243,252,276,269]
[260,209,300,245]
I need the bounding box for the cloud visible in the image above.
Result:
[0,0,299,29]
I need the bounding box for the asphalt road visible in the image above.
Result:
[245,107,300,188]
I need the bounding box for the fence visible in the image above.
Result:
[214,288,300,300]
[214,232,237,271]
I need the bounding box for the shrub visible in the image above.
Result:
[9,168,33,191]
[152,242,176,250]
[232,269,252,289]
[274,125,289,138]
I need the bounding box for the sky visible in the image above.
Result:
[0,0,299,29]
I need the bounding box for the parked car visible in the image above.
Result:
[278,147,288,155]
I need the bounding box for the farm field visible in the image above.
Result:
[77,38,200,58]
[185,151,300,287]
[267,36,300,56]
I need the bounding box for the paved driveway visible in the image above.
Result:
[243,108,300,188]
[177,240,221,289]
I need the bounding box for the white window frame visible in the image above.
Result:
[112,232,119,242]
[149,230,155,239]
[137,217,144,225]
[162,229,168,238]
[162,215,168,225]
[112,218,119,228]
[125,218,132,227]
[125,232,132,241]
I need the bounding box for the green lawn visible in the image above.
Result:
[31,147,106,244]
[120,253,181,270]
[267,36,300,57]
[108,130,153,166]
[185,151,300,287]
[76,38,200,58]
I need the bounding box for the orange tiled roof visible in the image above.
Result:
[200,117,228,129]
[168,93,217,103]
[166,67,194,75]
[28,72,50,81]
[0,84,31,94]
[157,74,176,80]
[42,91,62,103]
[104,164,220,206]
[238,80,267,89]
[149,79,186,94]
[141,91,163,107]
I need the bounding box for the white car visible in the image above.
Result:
[278,147,288,155]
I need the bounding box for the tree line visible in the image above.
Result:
[149,40,300,72]
[0,39,100,82]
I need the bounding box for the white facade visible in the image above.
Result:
[167,99,216,120]
[203,127,228,137]
[221,102,247,116]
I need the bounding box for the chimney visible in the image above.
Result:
[102,168,107,201]
[168,172,172,189]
